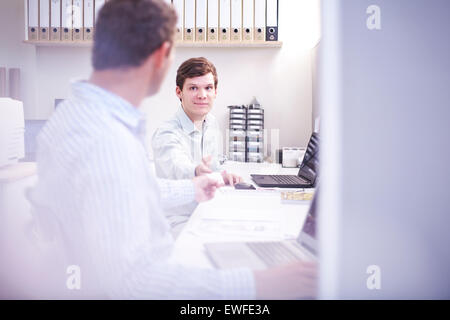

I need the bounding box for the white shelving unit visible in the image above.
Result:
[23,40,282,48]
[23,0,282,49]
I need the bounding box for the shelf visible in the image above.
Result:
[23,40,283,48]
[175,41,283,48]
[23,40,92,47]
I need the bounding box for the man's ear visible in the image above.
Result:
[152,41,173,69]
[176,86,183,101]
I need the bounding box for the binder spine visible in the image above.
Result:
[83,0,95,41]
[72,0,83,41]
[50,0,61,41]
[253,0,265,41]
[266,0,278,41]
[61,0,73,41]
[230,0,242,42]
[207,0,219,42]
[219,0,230,42]
[184,0,195,41]
[196,0,207,42]
[242,0,253,42]
[28,0,39,41]
[39,0,51,40]
[172,0,184,42]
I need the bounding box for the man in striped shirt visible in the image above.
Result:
[30,0,317,299]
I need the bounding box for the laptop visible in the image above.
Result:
[251,132,319,188]
[204,189,318,270]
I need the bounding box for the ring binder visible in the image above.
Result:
[266,0,278,41]
[219,0,231,42]
[39,0,50,41]
[230,0,242,42]
[28,0,39,41]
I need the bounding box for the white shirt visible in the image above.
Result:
[152,107,223,180]
[29,81,255,299]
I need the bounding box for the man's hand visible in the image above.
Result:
[253,261,318,299]
[192,175,224,203]
[221,170,242,186]
[195,156,213,176]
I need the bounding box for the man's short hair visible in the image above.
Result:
[92,0,177,70]
[176,57,219,90]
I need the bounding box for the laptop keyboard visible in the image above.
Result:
[269,175,307,184]
[246,242,302,267]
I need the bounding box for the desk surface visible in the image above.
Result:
[170,161,313,269]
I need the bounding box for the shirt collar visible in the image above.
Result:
[176,105,211,135]
[71,80,145,131]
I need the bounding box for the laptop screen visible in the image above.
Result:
[297,133,319,183]
[297,187,318,255]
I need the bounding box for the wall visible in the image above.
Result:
[319,0,450,298]
[311,41,320,131]
[0,0,38,119]
[0,0,320,158]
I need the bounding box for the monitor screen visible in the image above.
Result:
[297,187,319,257]
[298,132,319,183]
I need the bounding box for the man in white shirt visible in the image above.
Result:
[152,57,243,235]
[152,57,241,184]
[29,0,317,299]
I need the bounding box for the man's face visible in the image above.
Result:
[176,73,217,122]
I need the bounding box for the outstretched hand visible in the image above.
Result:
[192,175,224,202]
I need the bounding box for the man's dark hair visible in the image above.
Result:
[176,57,219,90]
[92,0,177,70]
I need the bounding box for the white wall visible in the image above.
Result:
[0,0,320,156]
[0,0,38,119]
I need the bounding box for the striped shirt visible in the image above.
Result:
[30,80,255,299]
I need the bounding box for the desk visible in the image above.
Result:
[170,161,313,269]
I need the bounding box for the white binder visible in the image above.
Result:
[172,0,183,42]
[230,0,242,42]
[266,0,278,41]
[72,0,83,40]
[28,0,39,41]
[184,0,195,41]
[196,0,207,42]
[219,0,230,42]
[39,0,50,40]
[50,0,61,41]
[83,0,94,41]
[61,0,73,41]
[242,0,253,41]
[94,0,106,24]
[207,0,219,42]
[254,0,265,41]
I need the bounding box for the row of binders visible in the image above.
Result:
[27,0,107,41]
[169,0,279,42]
[26,0,279,43]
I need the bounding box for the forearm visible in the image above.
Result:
[113,260,256,299]
[157,178,196,209]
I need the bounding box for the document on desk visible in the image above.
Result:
[187,189,284,239]
[190,218,282,239]
[201,207,279,222]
